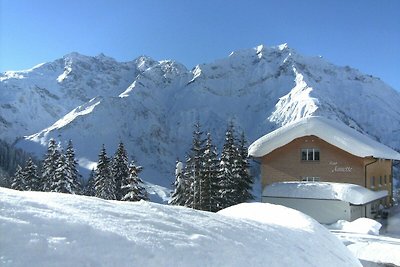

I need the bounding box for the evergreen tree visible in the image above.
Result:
[200,133,221,211]
[236,131,254,203]
[184,121,205,209]
[51,152,70,193]
[23,157,40,191]
[42,139,61,191]
[94,145,116,200]
[0,139,34,181]
[84,168,96,196]
[120,160,148,201]
[65,140,82,194]
[50,150,81,194]
[0,168,10,188]
[169,160,188,206]
[171,121,253,211]
[111,142,129,200]
[10,165,26,190]
[218,122,242,209]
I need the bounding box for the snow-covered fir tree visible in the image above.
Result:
[174,121,253,211]
[65,140,82,194]
[50,149,82,194]
[184,121,206,209]
[10,165,26,191]
[111,142,129,200]
[51,152,70,193]
[218,122,242,209]
[200,133,221,212]
[94,145,116,200]
[23,157,40,191]
[169,160,188,206]
[236,131,254,203]
[42,139,61,191]
[120,160,148,201]
[84,168,96,196]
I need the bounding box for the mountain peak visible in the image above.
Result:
[278,43,289,51]
[95,53,116,62]
[133,55,158,71]
[63,52,88,60]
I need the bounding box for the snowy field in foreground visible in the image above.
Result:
[0,188,360,267]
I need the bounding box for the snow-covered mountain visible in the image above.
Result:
[0,53,156,143]
[1,44,399,189]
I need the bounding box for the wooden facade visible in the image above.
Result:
[260,135,393,204]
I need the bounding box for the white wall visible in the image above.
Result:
[350,205,363,221]
[262,197,351,224]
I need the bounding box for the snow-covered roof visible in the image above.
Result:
[248,116,400,160]
[263,182,388,205]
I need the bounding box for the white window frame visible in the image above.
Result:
[301,148,320,161]
[301,176,320,182]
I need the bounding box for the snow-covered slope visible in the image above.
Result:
[1,44,399,188]
[0,53,156,143]
[0,187,361,267]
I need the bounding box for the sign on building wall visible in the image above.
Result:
[329,161,352,173]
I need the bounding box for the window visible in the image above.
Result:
[301,148,320,161]
[302,176,320,182]
[379,176,382,187]
[370,176,375,188]
[384,175,387,185]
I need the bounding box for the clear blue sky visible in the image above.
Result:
[1,0,399,90]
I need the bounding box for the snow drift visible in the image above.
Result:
[333,231,400,266]
[0,188,361,267]
[328,218,382,235]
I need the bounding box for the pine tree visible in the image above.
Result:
[218,122,242,209]
[169,160,188,206]
[10,165,26,190]
[236,131,254,203]
[51,152,70,193]
[120,160,148,201]
[84,168,96,196]
[111,142,129,200]
[184,121,205,209]
[50,149,82,194]
[42,139,61,191]
[23,157,40,191]
[200,133,221,212]
[94,145,116,200]
[65,140,82,194]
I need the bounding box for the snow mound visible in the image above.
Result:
[248,116,400,160]
[263,182,387,205]
[0,188,361,267]
[329,218,382,235]
[218,201,316,229]
[217,202,361,266]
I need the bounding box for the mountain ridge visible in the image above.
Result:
[1,44,399,193]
